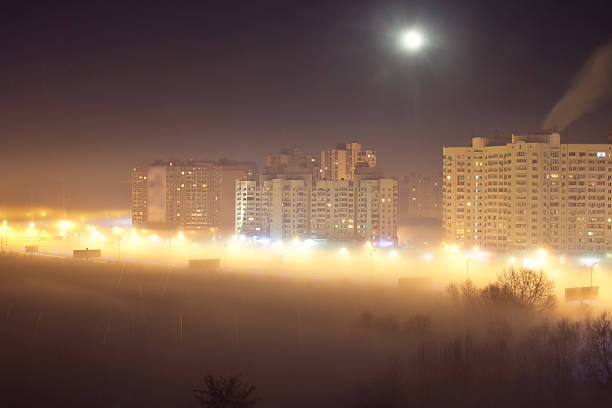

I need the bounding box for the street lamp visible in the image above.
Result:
[590,262,598,287]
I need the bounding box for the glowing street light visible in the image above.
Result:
[57,220,73,231]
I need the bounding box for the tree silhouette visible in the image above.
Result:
[447,267,556,311]
[582,311,612,387]
[496,267,556,311]
[193,374,261,407]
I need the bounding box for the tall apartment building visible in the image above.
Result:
[265,147,318,169]
[443,132,612,252]
[399,173,443,221]
[321,142,376,181]
[132,160,255,232]
[236,168,397,243]
[235,180,262,236]
[264,148,321,181]
[131,167,148,227]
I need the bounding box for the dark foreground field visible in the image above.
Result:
[1,253,611,407]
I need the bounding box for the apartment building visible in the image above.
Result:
[399,173,443,221]
[265,147,318,170]
[235,180,263,236]
[236,169,397,243]
[443,132,612,252]
[132,160,255,231]
[321,142,376,181]
[131,167,148,227]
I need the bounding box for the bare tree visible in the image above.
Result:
[496,267,556,311]
[582,311,612,387]
[193,374,261,407]
[447,279,479,305]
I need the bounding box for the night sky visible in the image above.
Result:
[1,1,611,209]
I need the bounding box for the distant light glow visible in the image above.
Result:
[399,29,424,52]
[57,220,73,231]
[579,257,599,267]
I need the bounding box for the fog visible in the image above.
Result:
[2,213,612,406]
[3,215,612,308]
[1,253,611,407]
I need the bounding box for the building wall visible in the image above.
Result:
[236,176,398,243]
[219,165,255,234]
[443,132,612,252]
[311,180,355,240]
[235,180,263,236]
[274,179,310,240]
[321,142,376,181]
[399,173,442,221]
[131,167,147,227]
[133,161,255,231]
[356,178,398,242]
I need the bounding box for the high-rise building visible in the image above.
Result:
[132,160,255,231]
[399,173,443,221]
[443,132,612,252]
[236,167,397,243]
[321,142,376,181]
[131,167,148,227]
[235,180,262,236]
[218,162,256,234]
[265,147,318,169]
[264,148,320,181]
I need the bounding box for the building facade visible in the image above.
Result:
[132,160,255,232]
[131,167,148,227]
[321,142,376,181]
[399,173,443,221]
[236,170,398,243]
[443,132,612,252]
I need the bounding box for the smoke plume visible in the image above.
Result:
[542,42,612,131]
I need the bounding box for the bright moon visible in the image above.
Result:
[399,29,424,51]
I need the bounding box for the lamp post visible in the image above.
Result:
[365,241,376,272]
[590,262,598,287]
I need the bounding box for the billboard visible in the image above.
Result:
[73,249,102,259]
[188,258,221,271]
[25,245,39,254]
[565,286,599,302]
